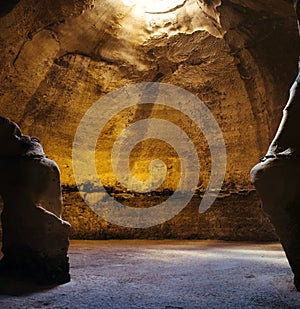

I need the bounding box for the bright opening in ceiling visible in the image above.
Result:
[120,0,223,39]
[122,0,187,14]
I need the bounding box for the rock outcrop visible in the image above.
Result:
[0,116,70,284]
[251,0,300,292]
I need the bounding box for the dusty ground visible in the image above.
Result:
[0,240,300,308]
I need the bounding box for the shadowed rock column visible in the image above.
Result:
[251,0,300,292]
[0,116,71,284]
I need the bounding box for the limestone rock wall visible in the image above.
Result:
[0,0,298,239]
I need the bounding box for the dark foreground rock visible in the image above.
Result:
[251,1,300,291]
[0,116,71,285]
[251,157,300,291]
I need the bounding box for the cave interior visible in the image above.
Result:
[0,0,300,307]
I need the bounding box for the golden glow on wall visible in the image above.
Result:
[122,0,186,14]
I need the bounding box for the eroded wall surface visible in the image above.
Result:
[0,0,298,239]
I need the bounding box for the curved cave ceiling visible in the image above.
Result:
[0,0,299,191]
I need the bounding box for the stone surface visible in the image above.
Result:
[251,79,300,291]
[62,189,277,241]
[251,158,300,292]
[0,0,299,239]
[0,116,71,284]
[1,240,300,308]
[251,0,300,292]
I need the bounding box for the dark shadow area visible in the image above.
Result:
[0,0,20,18]
[0,195,2,243]
[0,245,58,296]
[0,194,60,296]
[0,272,58,296]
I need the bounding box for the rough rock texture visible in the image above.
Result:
[0,0,299,239]
[0,117,71,284]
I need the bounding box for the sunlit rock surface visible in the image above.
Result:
[0,0,298,239]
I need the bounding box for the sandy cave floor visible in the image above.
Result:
[0,240,300,308]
